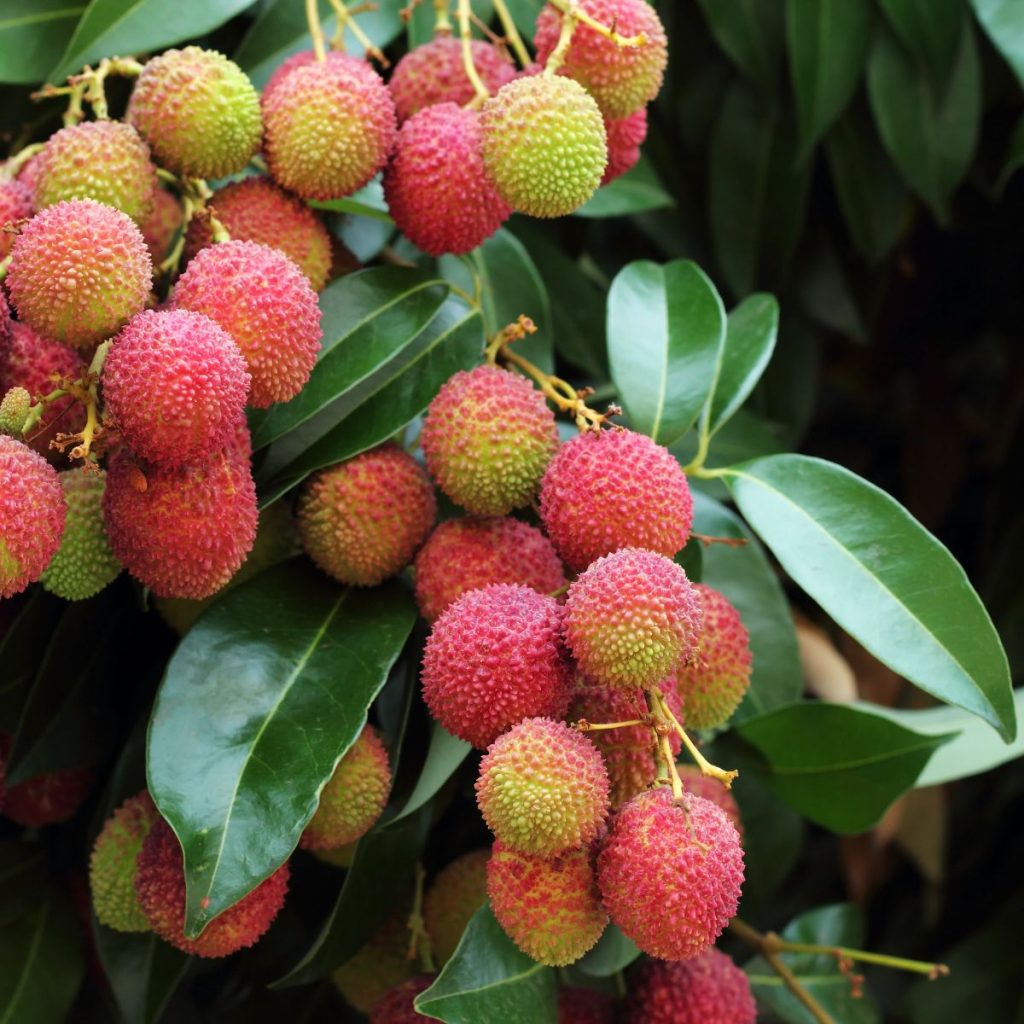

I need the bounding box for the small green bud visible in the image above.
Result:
[0,387,31,436]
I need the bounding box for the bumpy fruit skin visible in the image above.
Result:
[602,108,648,184]
[422,849,489,965]
[301,725,391,850]
[333,910,417,1012]
[370,975,435,1024]
[127,47,262,178]
[421,365,558,515]
[559,988,616,1024]
[597,788,744,960]
[297,444,436,587]
[0,734,93,826]
[0,436,66,598]
[488,840,607,966]
[41,467,121,601]
[388,37,516,122]
[540,429,693,571]
[676,585,753,730]
[384,103,510,257]
[422,585,573,749]
[0,387,29,436]
[481,76,607,217]
[0,289,9,358]
[676,766,743,838]
[34,121,156,224]
[90,790,159,932]
[0,179,33,259]
[172,239,321,408]
[534,0,668,119]
[624,950,757,1024]
[476,717,609,855]
[136,816,289,957]
[7,199,152,349]
[414,516,564,623]
[140,187,183,263]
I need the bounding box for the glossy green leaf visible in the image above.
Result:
[311,180,393,223]
[727,454,1016,739]
[969,0,1024,88]
[878,0,964,83]
[0,591,62,733]
[392,721,471,823]
[694,0,785,93]
[94,930,189,1024]
[415,905,558,1023]
[148,559,417,936]
[676,536,704,584]
[0,1,84,85]
[607,260,725,445]
[575,926,640,978]
[575,158,674,218]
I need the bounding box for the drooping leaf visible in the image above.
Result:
[694,0,785,93]
[0,0,84,85]
[0,590,62,733]
[391,721,471,824]
[311,180,393,223]
[0,842,48,928]
[575,925,640,978]
[969,0,1024,89]
[575,157,674,218]
[94,929,190,1024]
[996,115,1024,194]
[877,0,964,84]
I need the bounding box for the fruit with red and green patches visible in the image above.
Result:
[423,849,489,965]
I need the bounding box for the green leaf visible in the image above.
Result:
[501,0,543,38]
[694,0,785,93]
[311,180,393,223]
[877,0,964,84]
[575,926,640,978]
[996,115,1024,194]
[734,702,953,833]
[786,0,873,158]
[726,454,1016,739]
[0,843,48,928]
[0,591,62,733]
[969,0,1024,88]
[391,721,471,824]
[148,559,417,937]
[94,929,189,1024]
[0,1,84,85]
[607,260,725,446]
[574,157,674,218]
[415,905,558,1023]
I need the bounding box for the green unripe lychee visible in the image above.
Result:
[0,387,30,436]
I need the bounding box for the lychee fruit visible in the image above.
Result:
[476,716,609,855]
[675,585,753,730]
[413,516,565,623]
[602,108,647,184]
[370,974,435,1024]
[480,75,607,218]
[676,766,743,838]
[140,187,183,264]
[172,239,321,408]
[0,179,34,260]
[89,789,159,932]
[533,0,668,119]
[539,428,693,571]
[422,849,489,965]
[421,584,573,749]
[297,443,436,587]
[0,734,93,826]
[332,909,417,1013]
[301,725,391,850]
[559,987,616,1024]
[421,365,558,516]
[127,47,262,179]
[597,788,744,961]
[0,387,29,436]
[488,840,608,965]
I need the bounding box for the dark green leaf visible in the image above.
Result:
[796,232,868,341]
[94,929,190,1024]
[0,842,48,928]
[996,115,1024,194]
[878,0,964,84]
[694,0,785,93]
[0,591,62,733]
[676,536,704,584]
[391,721,471,824]
[969,0,1024,88]
[574,157,674,218]
[0,1,84,85]
[575,925,640,978]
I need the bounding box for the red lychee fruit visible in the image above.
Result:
[0,179,33,260]
[421,584,573,749]
[422,849,489,965]
[597,788,744,961]
[413,516,565,623]
[676,766,743,838]
[0,734,93,826]
[370,974,435,1024]
[559,987,616,1024]
[539,428,693,571]
[172,239,321,408]
[421,365,558,516]
[140,187,183,264]
[602,108,648,184]
[262,49,381,103]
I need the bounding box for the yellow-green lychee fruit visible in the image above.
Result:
[422,849,489,965]
[0,387,30,437]
[332,908,417,1013]
[312,842,357,869]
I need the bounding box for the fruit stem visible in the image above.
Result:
[764,933,950,979]
[573,718,647,733]
[649,688,738,789]
[544,8,578,75]
[328,0,389,66]
[491,0,532,68]
[407,863,437,973]
[19,386,68,439]
[433,0,453,35]
[307,0,328,61]
[0,254,10,281]
[659,732,684,801]
[457,0,491,104]
[547,0,647,48]
[1,142,45,181]
[690,532,748,549]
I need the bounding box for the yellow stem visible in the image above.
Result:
[651,689,738,788]
[491,0,531,67]
[544,9,577,75]
[433,0,453,35]
[328,0,389,65]
[307,0,328,60]
[573,718,646,733]
[769,936,949,979]
[547,0,647,47]
[457,0,490,103]
[1,142,45,180]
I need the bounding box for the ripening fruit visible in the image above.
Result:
[422,849,489,965]
[488,840,607,965]
[676,766,743,838]
[413,517,564,623]
[421,584,573,749]
[41,467,121,601]
[33,121,156,224]
[135,816,289,957]
[388,36,516,122]
[481,75,606,217]
[90,790,159,932]
[540,429,693,571]
[476,717,609,855]
[297,444,436,587]
[140,187,183,263]
[0,436,66,598]
[127,47,262,178]
[370,975,436,1024]
[597,788,744,960]
[332,910,417,1013]
[559,988,616,1024]
[7,199,152,349]
[602,108,647,184]
[0,179,33,259]
[533,0,668,119]
[301,725,391,850]
[675,585,753,730]
[172,239,321,408]
[421,365,558,516]
[0,387,29,436]
[0,734,93,826]
[384,103,510,257]
[0,288,9,357]
[624,949,757,1024]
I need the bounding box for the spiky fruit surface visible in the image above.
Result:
[534,0,668,118]
[476,717,609,855]
[488,840,607,966]
[0,387,29,436]
[332,910,417,1013]
[0,290,9,358]
[41,467,120,600]
[414,516,564,623]
[559,987,616,1024]
[421,365,558,515]
[370,975,435,1024]
[0,734,93,826]
[0,436,66,598]
[301,725,391,850]
[598,788,744,960]
[34,121,156,224]
[0,179,33,260]
[297,444,435,587]
[136,816,289,957]
[172,239,321,408]
[481,75,606,218]
[127,47,261,178]
[602,108,647,184]
[141,187,183,263]
[90,790,158,932]
[676,585,752,730]
[262,49,382,103]
[624,950,757,1024]
[422,585,573,749]
[540,429,693,571]
[262,55,396,201]
[676,766,743,838]
[422,849,489,965]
